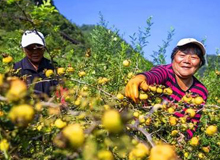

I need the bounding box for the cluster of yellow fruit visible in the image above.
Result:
[45,66,74,77]
[148,85,173,95]
[182,93,204,105]
[98,77,109,85]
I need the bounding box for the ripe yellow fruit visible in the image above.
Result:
[149,144,176,160]
[98,150,114,160]
[202,146,210,153]
[127,72,134,79]
[193,96,204,105]
[156,87,163,94]
[133,111,139,118]
[138,115,145,123]
[139,93,148,100]
[2,56,13,63]
[66,67,74,73]
[35,102,43,111]
[169,116,177,126]
[198,152,205,159]
[54,119,67,129]
[0,139,9,151]
[149,85,157,92]
[129,143,150,159]
[190,137,199,146]
[182,94,192,103]
[6,79,27,101]
[8,104,35,127]
[57,67,65,75]
[185,108,196,118]
[102,109,122,133]
[167,107,175,114]
[123,60,130,67]
[0,74,4,86]
[45,69,54,77]
[117,93,124,100]
[78,71,86,77]
[62,124,85,148]
[184,152,189,158]
[163,88,173,95]
[145,117,151,125]
[205,125,217,136]
[171,130,178,136]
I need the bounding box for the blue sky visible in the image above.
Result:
[53,0,220,63]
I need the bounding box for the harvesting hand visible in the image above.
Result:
[125,74,148,103]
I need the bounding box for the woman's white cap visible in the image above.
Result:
[177,38,206,55]
[21,30,45,48]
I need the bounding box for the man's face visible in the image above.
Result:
[24,44,45,63]
[172,48,201,79]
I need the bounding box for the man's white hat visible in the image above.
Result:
[21,30,45,48]
[177,38,206,55]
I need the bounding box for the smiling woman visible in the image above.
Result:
[125,38,208,139]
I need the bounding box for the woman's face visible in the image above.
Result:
[24,44,45,64]
[172,48,201,79]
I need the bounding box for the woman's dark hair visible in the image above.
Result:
[171,43,205,67]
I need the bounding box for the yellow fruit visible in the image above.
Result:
[116,93,124,100]
[149,144,176,160]
[167,107,175,114]
[8,104,35,127]
[66,67,74,73]
[138,115,145,123]
[145,117,151,125]
[205,125,217,136]
[132,143,150,159]
[163,88,173,95]
[123,60,130,67]
[0,74,4,86]
[2,56,13,63]
[190,137,199,146]
[78,71,86,77]
[55,119,67,129]
[35,102,42,111]
[202,146,210,153]
[185,108,196,118]
[169,116,177,126]
[102,109,122,133]
[57,67,65,75]
[171,130,178,136]
[198,152,205,159]
[45,69,54,77]
[98,150,114,160]
[62,124,85,148]
[127,72,134,79]
[184,152,189,158]
[193,96,204,105]
[133,111,139,118]
[139,93,148,100]
[182,94,192,103]
[6,79,27,101]
[104,105,110,110]
[156,87,163,94]
[149,85,157,92]
[0,139,9,151]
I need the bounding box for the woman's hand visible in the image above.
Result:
[125,74,148,103]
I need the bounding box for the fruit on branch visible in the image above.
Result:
[102,109,122,133]
[139,93,148,100]
[190,137,199,146]
[169,116,177,126]
[62,124,85,148]
[193,96,204,105]
[55,119,67,129]
[97,150,114,160]
[78,71,86,77]
[123,60,130,67]
[6,78,27,101]
[185,109,196,118]
[182,94,192,103]
[163,88,173,95]
[149,144,176,160]
[57,67,65,75]
[129,143,150,160]
[205,125,217,136]
[0,139,9,151]
[8,104,35,127]
[117,93,124,100]
[45,69,54,77]
[2,56,13,63]
[66,67,74,73]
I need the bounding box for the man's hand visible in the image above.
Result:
[125,74,148,103]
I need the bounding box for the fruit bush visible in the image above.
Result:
[0,0,220,160]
